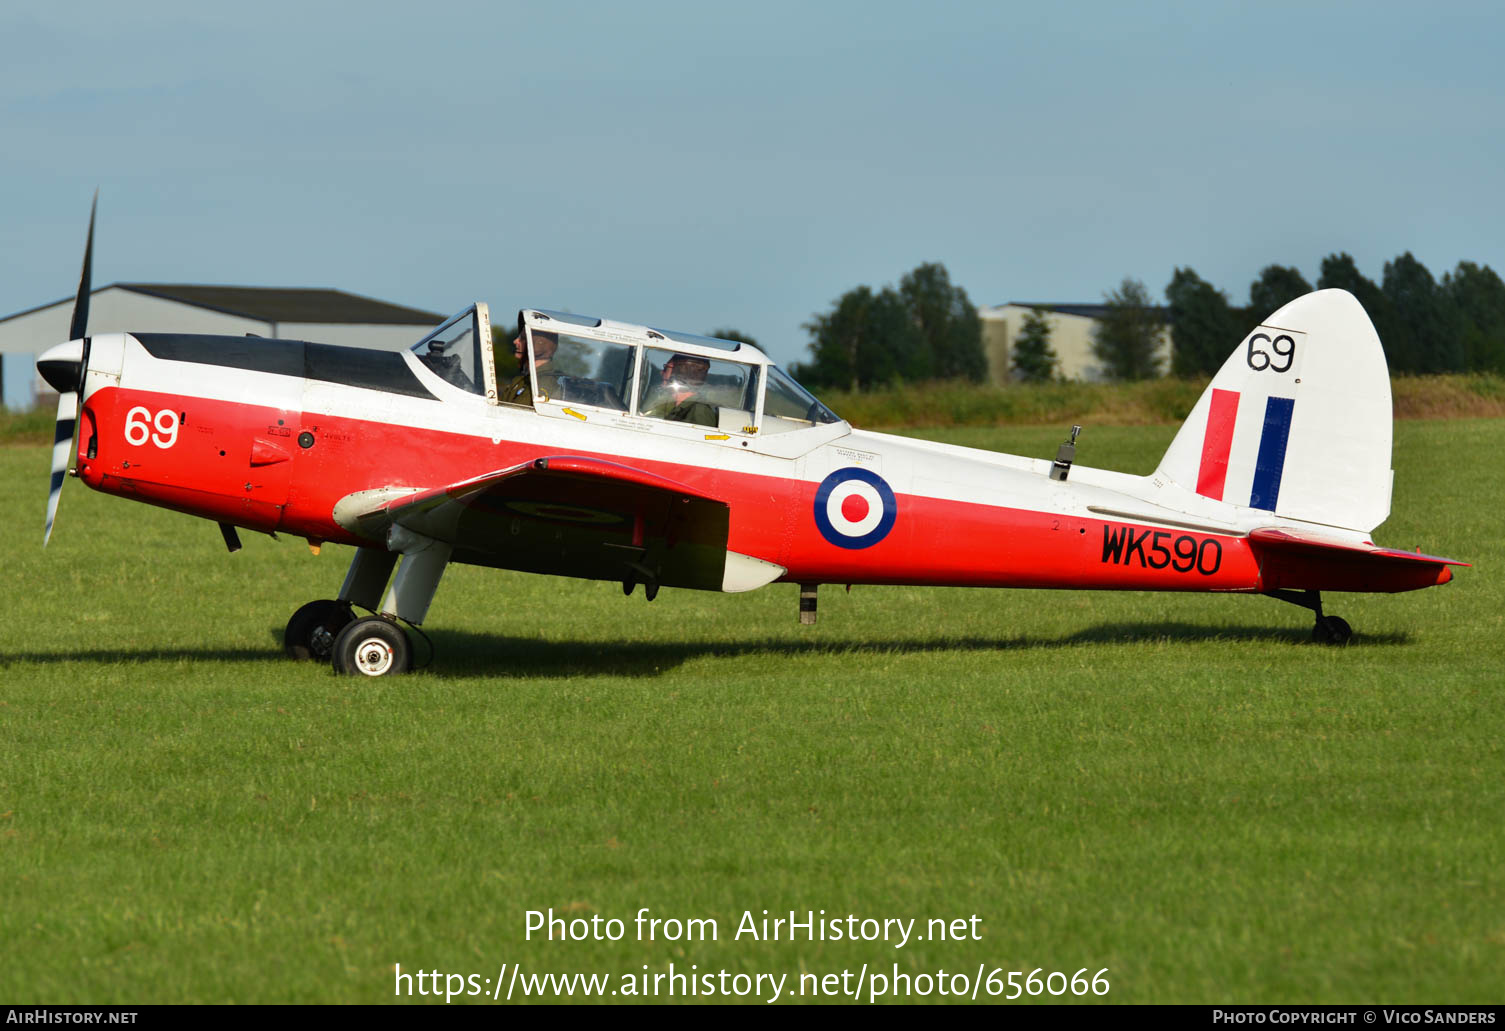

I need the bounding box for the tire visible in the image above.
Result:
[1312,615,1353,646]
[331,616,411,677]
[284,599,355,661]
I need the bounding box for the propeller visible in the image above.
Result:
[39,191,97,546]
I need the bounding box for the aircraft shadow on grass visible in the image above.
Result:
[0,645,285,667]
[0,623,1410,677]
[384,621,1414,680]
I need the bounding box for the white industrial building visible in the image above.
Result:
[0,284,444,409]
[978,302,1174,384]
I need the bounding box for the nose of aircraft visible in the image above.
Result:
[37,339,86,394]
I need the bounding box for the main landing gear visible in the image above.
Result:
[284,603,412,674]
[283,527,452,677]
[331,616,411,676]
[1266,589,1354,645]
[283,599,356,662]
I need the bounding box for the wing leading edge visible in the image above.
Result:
[333,455,784,593]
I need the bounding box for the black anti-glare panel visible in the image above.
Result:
[133,334,438,400]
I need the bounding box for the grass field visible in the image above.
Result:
[818,372,1505,429]
[1,421,1501,1004]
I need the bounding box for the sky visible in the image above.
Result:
[3,0,1503,375]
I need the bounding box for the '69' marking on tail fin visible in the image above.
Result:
[1246,332,1297,373]
[1100,525,1222,575]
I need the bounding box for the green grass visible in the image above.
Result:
[0,404,56,445]
[818,373,1505,428]
[1,421,1501,1004]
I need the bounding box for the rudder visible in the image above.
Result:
[1157,289,1393,533]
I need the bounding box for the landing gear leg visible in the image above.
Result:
[331,527,451,677]
[339,546,399,610]
[1266,589,1353,646]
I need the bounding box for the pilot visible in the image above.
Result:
[644,354,716,426]
[501,328,559,406]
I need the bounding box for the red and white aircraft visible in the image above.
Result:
[38,203,1465,676]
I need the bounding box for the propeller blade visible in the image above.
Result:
[43,193,98,547]
[69,190,97,342]
[44,389,78,547]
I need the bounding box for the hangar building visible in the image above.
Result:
[0,284,444,409]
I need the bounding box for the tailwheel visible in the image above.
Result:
[284,599,356,661]
[1313,615,1353,646]
[331,616,411,677]
[1267,590,1355,647]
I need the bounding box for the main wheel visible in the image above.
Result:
[1313,615,1353,646]
[331,616,411,677]
[284,600,356,661]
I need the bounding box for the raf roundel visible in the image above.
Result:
[813,468,897,550]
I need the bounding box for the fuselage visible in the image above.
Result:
[67,330,1447,597]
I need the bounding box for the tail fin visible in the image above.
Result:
[1157,289,1393,533]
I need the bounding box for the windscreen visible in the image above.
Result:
[411,310,484,395]
[763,365,840,427]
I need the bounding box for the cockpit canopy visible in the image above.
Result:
[409,305,843,451]
[513,309,839,434]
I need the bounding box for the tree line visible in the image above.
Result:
[790,263,986,390]
[790,253,1505,388]
[1165,254,1505,378]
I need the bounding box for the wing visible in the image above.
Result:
[1249,526,1468,594]
[333,455,784,592]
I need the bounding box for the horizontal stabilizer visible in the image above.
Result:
[1249,527,1467,594]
